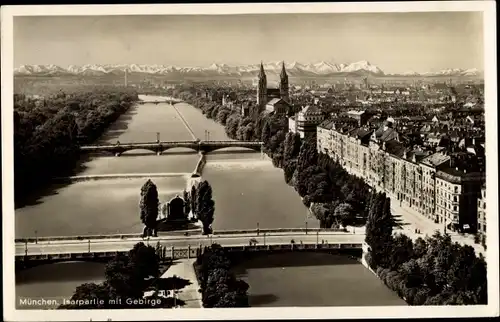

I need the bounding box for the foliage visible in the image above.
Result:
[192,180,216,234]
[334,203,355,228]
[140,179,159,236]
[14,88,138,203]
[194,244,249,307]
[63,242,169,309]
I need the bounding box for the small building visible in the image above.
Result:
[160,195,188,222]
[293,105,325,138]
[266,98,291,115]
[346,110,369,127]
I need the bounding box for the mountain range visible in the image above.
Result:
[14,61,483,78]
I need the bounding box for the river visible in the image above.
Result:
[15,94,404,308]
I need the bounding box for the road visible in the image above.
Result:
[16,232,365,256]
[390,201,485,256]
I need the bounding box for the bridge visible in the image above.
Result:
[15,231,365,267]
[80,140,264,156]
[137,99,183,105]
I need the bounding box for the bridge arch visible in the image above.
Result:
[161,146,199,154]
[119,148,159,156]
[202,145,263,154]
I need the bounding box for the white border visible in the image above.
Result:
[2,2,498,321]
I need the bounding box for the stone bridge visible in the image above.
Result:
[15,231,365,269]
[16,242,363,270]
[80,140,264,156]
[136,99,183,105]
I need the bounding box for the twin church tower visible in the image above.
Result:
[256,61,289,111]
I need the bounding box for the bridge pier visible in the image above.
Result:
[157,151,162,156]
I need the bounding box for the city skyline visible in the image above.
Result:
[14,12,484,74]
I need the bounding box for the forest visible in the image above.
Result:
[14,86,139,203]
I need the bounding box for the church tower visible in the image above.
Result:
[257,62,267,111]
[279,61,289,102]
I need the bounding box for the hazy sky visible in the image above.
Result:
[14,12,484,74]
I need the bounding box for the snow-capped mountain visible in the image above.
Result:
[14,62,482,78]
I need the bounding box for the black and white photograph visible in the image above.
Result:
[2,2,498,321]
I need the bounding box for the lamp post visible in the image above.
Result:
[305,221,308,235]
[316,231,319,245]
[257,222,260,236]
[263,233,266,246]
[88,239,91,253]
[35,230,38,244]
[156,132,160,143]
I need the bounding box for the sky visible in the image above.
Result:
[14,12,484,74]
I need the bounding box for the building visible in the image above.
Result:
[266,98,291,115]
[289,105,325,138]
[346,110,370,127]
[256,61,290,113]
[435,168,484,232]
[477,185,486,236]
[316,119,485,234]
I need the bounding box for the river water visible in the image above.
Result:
[15,95,404,308]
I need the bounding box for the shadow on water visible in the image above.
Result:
[231,252,360,276]
[16,261,106,284]
[15,181,71,210]
[95,104,142,144]
[248,294,279,306]
[15,153,95,209]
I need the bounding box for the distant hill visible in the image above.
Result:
[14,61,483,79]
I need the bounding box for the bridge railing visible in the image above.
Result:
[16,241,363,260]
[80,141,199,148]
[15,228,353,244]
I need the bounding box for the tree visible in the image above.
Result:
[310,203,331,228]
[365,193,395,269]
[183,189,191,216]
[334,203,355,228]
[196,180,215,234]
[388,233,414,270]
[190,185,197,217]
[283,159,297,184]
[283,132,302,164]
[261,121,272,149]
[140,179,159,237]
[129,242,160,282]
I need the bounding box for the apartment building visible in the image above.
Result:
[317,120,485,233]
[477,185,487,236]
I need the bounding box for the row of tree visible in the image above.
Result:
[14,87,139,204]
[180,88,370,228]
[62,242,189,309]
[139,179,215,236]
[365,192,487,305]
[194,244,250,307]
[179,86,487,306]
[188,180,216,235]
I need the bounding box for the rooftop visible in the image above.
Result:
[420,152,451,168]
[267,98,289,106]
[301,105,322,115]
